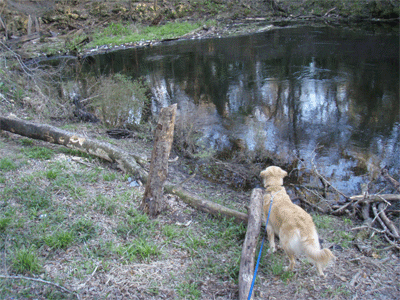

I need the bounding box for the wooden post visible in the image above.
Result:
[140,104,177,217]
[239,188,263,300]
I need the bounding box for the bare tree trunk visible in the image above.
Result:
[239,188,263,300]
[140,104,177,217]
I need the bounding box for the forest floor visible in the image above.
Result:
[1,0,399,299]
[0,118,399,299]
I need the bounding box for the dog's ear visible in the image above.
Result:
[260,169,267,178]
[279,168,288,178]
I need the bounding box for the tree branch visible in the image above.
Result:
[0,274,80,299]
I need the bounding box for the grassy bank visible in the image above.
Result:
[0,136,250,298]
[1,132,392,299]
[87,21,204,48]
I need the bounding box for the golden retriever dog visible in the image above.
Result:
[260,166,335,276]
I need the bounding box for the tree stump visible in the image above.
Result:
[239,188,264,300]
[140,104,177,217]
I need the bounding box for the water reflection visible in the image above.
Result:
[81,26,399,194]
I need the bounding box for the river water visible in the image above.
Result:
[79,25,399,195]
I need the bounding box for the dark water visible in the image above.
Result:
[80,26,399,195]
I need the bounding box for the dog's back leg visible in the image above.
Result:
[267,224,276,252]
[283,247,296,271]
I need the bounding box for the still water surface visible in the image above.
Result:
[81,26,399,194]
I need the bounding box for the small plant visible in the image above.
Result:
[0,157,17,171]
[12,245,42,274]
[46,168,60,179]
[20,134,35,145]
[90,74,149,127]
[343,217,353,226]
[45,230,75,249]
[93,194,118,216]
[104,22,131,36]
[270,255,285,276]
[90,240,114,258]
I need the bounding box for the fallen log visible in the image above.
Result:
[0,115,147,179]
[0,115,248,223]
[166,185,248,224]
[239,188,263,300]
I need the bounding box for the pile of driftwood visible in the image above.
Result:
[294,166,400,250]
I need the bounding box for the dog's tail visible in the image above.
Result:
[305,245,335,275]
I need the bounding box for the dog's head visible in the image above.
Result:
[260,166,287,187]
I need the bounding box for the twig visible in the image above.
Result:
[310,154,349,199]
[0,274,80,299]
[371,203,399,240]
[378,203,399,237]
[297,184,330,206]
[351,225,386,234]
[294,195,327,213]
[172,172,196,192]
[324,7,336,16]
[381,168,400,193]
[79,263,100,288]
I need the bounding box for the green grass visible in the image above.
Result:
[12,245,42,274]
[0,137,251,298]
[21,146,55,160]
[45,230,75,249]
[15,185,52,210]
[313,214,334,229]
[176,281,201,300]
[116,238,160,262]
[334,230,353,248]
[71,218,97,242]
[0,157,17,171]
[88,21,201,47]
[0,217,12,231]
[261,252,295,282]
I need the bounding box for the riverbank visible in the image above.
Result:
[1,0,398,58]
[1,111,399,299]
[1,1,399,299]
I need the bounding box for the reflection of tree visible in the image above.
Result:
[347,60,399,148]
[77,27,398,171]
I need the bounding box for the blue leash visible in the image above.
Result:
[247,191,276,300]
